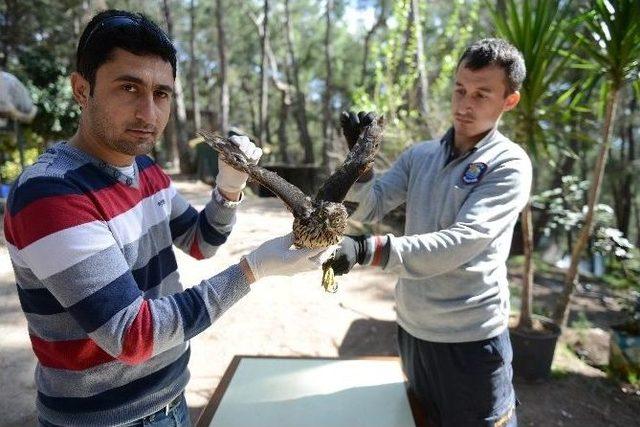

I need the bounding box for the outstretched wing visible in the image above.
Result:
[315,115,385,204]
[198,131,313,217]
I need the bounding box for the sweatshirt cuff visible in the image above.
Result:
[213,186,243,208]
[362,235,390,267]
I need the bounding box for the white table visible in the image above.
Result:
[196,356,422,427]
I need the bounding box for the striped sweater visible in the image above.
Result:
[4,142,250,426]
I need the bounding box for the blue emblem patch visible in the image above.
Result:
[462,162,487,184]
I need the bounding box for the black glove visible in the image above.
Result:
[329,235,369,276]
[340,111,376,149]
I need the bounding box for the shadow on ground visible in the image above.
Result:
[338,318,398,357]
[515,372,640,427]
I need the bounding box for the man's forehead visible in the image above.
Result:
[455,64,507,89]
[100,48,174,87]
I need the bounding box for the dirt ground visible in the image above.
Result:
[1,177,639,426]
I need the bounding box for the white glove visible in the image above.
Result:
[216,135,262,193]
[242,233,336,282]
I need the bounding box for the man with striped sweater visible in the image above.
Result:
[5,10,331,426]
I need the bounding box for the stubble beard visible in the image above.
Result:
[86,100,156,157]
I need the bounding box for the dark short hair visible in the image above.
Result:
[457,38,526,94]
[76,10,177,95]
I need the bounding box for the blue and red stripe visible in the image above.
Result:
[37,347,190,413]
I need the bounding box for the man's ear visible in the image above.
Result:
[503,91,520,112]
[70,72,91,108]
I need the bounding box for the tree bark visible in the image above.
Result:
[322,0,335,170]
[277,92,291,163]
[215,0,229,135]
[517,116,536,330]
[250,12,293,163]
[361,0,389,86]
[634,199,640,248]
[284,0,314,164]
[517,203,534,329]
[613,95,636,236]
[188,0,201,132]
[162,0,193,173]
[258,0,270,146]
[553,88,621,327]
[411,0,429,119]
[240,80,258,137]
[394,2,415,84]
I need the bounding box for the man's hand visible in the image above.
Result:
[340,111,376,149]
[329,235,369,275]
[216,135,262,197]
[242,233,336,283]
[327,235,391,276]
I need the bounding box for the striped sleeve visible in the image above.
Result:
[168,187,237,260]
[6,177,250,366]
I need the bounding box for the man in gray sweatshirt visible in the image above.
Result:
[329,39,531,426]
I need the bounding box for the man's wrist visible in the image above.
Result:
[239,257,256,284]
[362,235,389,267]
[213,186,243,206]
[218,188,242,201]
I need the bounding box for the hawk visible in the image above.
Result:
[199,114,384,290]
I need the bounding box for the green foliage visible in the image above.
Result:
[533,175,635,259]
[352,2,415,119]
[0,146,40,182]
[490,0,578,158]
[561,0,640,114]
[534,175,639,289]
[571,311,593,330]
[2,1,82,142]
[600,250,640,291]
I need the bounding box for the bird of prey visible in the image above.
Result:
[199,114,384,291]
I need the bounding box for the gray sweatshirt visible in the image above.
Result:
[346,127,532,343]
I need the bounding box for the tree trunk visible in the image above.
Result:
[250,12,293,163]
[162,0,192,173]
[553,88,621,327]
[215,0,229,135]
[517,203,534,329]
[278,92,291,163]
[361,0,389,86]
[410,0,429,119]
[518,120,535,330]
[284,0,314,164]
[322,0,335,170]
[394,3,415,84]
[173,73,192,172]
[239,79,258,137]
[613,96,636,236]
[634,199,640,248]
[258,0,270,146]
[188,0,201,132]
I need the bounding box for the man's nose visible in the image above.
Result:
[135,94,156,124]
[456,96,472,114]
